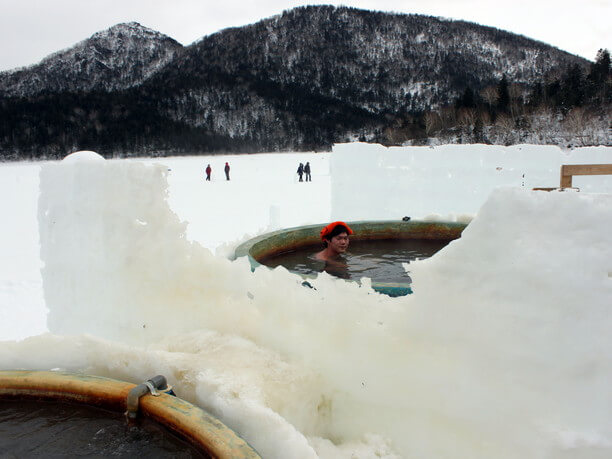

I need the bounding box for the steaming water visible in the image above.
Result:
[1,146,612,458]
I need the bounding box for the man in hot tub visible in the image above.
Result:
[315,222,354,279]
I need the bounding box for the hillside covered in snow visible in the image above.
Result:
[0,6,609,159]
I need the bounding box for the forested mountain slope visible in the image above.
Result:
[1,5,603,159]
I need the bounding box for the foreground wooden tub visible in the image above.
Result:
[0,370,260,459]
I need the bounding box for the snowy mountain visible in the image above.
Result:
[0,5,601,159]
[144,5,590,150]
[163,5,586,111]
[0,22,183,96]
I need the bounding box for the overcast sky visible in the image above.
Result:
[1,0,610,71]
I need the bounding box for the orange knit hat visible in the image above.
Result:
[320,221,353,240]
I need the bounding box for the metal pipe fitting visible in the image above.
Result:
[126,375,170,419]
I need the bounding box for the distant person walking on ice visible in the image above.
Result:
[304,162,311,181]
[224,162,230,181]
[297,163,304,182]
[205,164,211,181]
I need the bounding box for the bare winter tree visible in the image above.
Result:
[425,111,442,136]
[479,110,492,126]
[563,107,588,146]
[494,113,516,145]
[457,108,477,130]
[529,107,559,144]
[439,106,457,129]
[480,85,498,111]
[509,84,527,120]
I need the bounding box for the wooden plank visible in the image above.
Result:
[561,164,612,176]
[532,187,580,192]
[560,163,612,188]
[560,168,573,187]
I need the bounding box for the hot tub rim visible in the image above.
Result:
[0,370,261,459]
[234,219,467,296]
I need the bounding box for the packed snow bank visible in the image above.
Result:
[37,158,362,344]
[0,162,46,340]
[405,187,612,458]
[331,142,612,220]
[6,156,607,458]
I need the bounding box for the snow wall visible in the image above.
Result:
[331,143,612,220]
[4,148,612,458]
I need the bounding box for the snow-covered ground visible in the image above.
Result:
[0,143,611,458]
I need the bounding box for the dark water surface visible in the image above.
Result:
[261,238,450,283]
[0,400,207,457]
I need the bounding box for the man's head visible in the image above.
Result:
[320,221,353,253]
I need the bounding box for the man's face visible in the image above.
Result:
[329,232,349,254]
